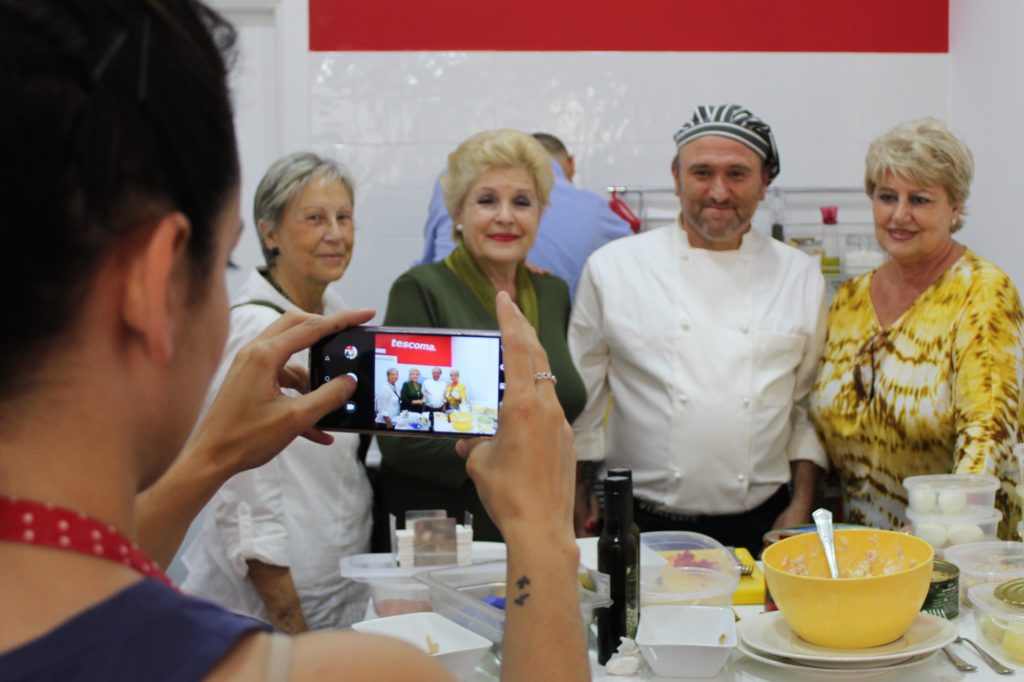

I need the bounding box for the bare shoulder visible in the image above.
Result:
[206,630,454,681]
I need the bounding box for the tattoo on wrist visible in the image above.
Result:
[513,574,531,607]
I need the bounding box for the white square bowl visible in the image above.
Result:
[352,611,491,680]
[635,605,736,678]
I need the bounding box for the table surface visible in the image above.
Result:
[462,603,1022,681]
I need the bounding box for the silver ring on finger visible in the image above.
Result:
[533,371,557,386]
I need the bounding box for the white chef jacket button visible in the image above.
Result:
[742,397,750,408]
[681,320,690,331]
[737,474,746,482]
[673,471,683,481]
[679,393,688,404]
[740,325,749,334]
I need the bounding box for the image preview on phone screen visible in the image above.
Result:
[311,328,503,436]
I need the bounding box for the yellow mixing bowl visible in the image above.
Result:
[762,529,933,649]
[449,412,473,431]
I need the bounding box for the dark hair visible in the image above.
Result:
[0,0,238,393]
[531,132,569,158]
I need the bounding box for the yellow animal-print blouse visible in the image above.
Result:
[810,250,1023,538]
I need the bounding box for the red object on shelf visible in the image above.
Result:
[820,206,839,225]
[609,191,642,234]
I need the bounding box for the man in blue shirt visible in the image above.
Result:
[418,132,632,297]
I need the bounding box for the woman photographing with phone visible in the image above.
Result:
[0,2,586,680]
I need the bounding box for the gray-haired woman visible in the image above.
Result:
[182,151,372,632]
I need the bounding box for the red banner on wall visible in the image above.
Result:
[310,0,947,53]
[376,333,453,367]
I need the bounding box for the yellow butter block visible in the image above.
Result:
[731,547,766,605]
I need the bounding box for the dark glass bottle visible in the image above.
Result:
[596,476,639,665]
[606,467,641,550]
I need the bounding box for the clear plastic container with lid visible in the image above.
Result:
[638,531,740,607]
[418,561,610,646]
[903,473,1000,515]
[970,579,1024,662]
[945,541,1024,605]
[905,506,1001,554]
[340,542,506,617]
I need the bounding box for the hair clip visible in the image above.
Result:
[89,30,127,83]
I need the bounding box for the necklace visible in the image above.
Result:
[260,268,296,306]
[0,496,175,588]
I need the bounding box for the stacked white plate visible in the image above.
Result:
[736,611,956,677]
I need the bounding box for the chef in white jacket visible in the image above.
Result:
[569,105,828,553]
[183,152,372,631]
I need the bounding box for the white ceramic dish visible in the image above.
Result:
[635,605,736,678]
[737,611,955,665]
[352,611,491,681]
[737,641,937,678]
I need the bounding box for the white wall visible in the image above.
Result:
[950,0,1024,291]
[302,51,949,317]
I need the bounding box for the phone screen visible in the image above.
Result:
[310,326,504,437]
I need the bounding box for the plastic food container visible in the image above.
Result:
[904,473,999,515]
[576,536,667,592]
[906,506,1001,553]
[352,611,491,681]
[418,561,611,646]
[341,543,507,616]
[970,580,1024,664]
[945,541,1024,606]
[639,531,740,607]
[636,605,736,678]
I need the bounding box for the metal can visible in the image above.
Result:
[922,560,959,619]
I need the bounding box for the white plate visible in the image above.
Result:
[737,641,937,678]
[738,611,956,666]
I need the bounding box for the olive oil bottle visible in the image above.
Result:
[596,475,639,665]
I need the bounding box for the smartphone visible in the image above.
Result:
[310,326,504,437]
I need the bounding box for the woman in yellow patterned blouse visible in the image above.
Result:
[810,118,1023,538]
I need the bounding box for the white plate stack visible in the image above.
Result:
[736,611,956,677]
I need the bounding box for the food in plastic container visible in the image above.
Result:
[945,541,1024,605]
[903,473,999,515]
[638,531,739,607]
[340,542,507,616]
[906,506,1000,553]
[418,561,610,646]
[969,579,1024,663]
[370,580,434,617]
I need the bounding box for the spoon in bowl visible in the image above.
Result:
[812,508,840,579]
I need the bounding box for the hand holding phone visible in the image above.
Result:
[310,326,504,438]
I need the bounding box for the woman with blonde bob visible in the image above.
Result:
[376,130,586,543]
[811,118,1023,537]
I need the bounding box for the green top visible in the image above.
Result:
[399,380,423,412]
[378,261,586,489]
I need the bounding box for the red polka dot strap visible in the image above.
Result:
[0,496,174,588]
